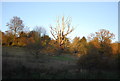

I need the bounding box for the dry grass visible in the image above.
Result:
[2,46,119,79]
[2,46,79,79]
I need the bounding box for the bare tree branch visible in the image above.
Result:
[50,16,74,49]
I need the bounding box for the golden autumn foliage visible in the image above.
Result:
[111,43,118,55]
[89,37,100,49]
[2,28,119,56]
[2,16,119,57]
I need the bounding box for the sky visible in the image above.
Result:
[1,2,118,42]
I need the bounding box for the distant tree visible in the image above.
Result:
[87,37,100,55]
[29,26,46,43]
[2,30,14,46]
[27,27,47,56]
[95,29,115,44]
[79,36,88,55]
[6,16,24,36]
[41,35,51,47]
[27,30,42,48]
[88,29,115,56]
[70,36,88,56]
[50,16,74,53]
[33,26,46,37]
[70,37,81,54]
[80,36,87,43]
[6,16,24,44]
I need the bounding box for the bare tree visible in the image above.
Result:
[50,16,74,50]
[6,16,24,43]
[95,29,115,44]
[33,26,46,37]
[88,29,115,44]
[7,16,24,36]
[87,29,115,56]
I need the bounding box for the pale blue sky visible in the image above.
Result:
[2,2,118,42]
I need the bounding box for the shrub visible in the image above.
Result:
[77,53,101,70]
[77,53,119,71]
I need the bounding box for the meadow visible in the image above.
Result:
[2,46,119,79]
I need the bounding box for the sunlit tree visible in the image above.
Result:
[71,37,81,53]
[50,16,74,52]
[70,36,88,56]
[79,36,88,55]
[88,29,115,56]
[2,30,14,46]
[95,29,115,44]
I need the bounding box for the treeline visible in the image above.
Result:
[1,16,119,55]
[1,16,120,71]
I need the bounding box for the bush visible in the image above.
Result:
[77,53,101,70]
[77,53,119,71]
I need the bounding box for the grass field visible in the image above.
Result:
[2,46,119,79]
